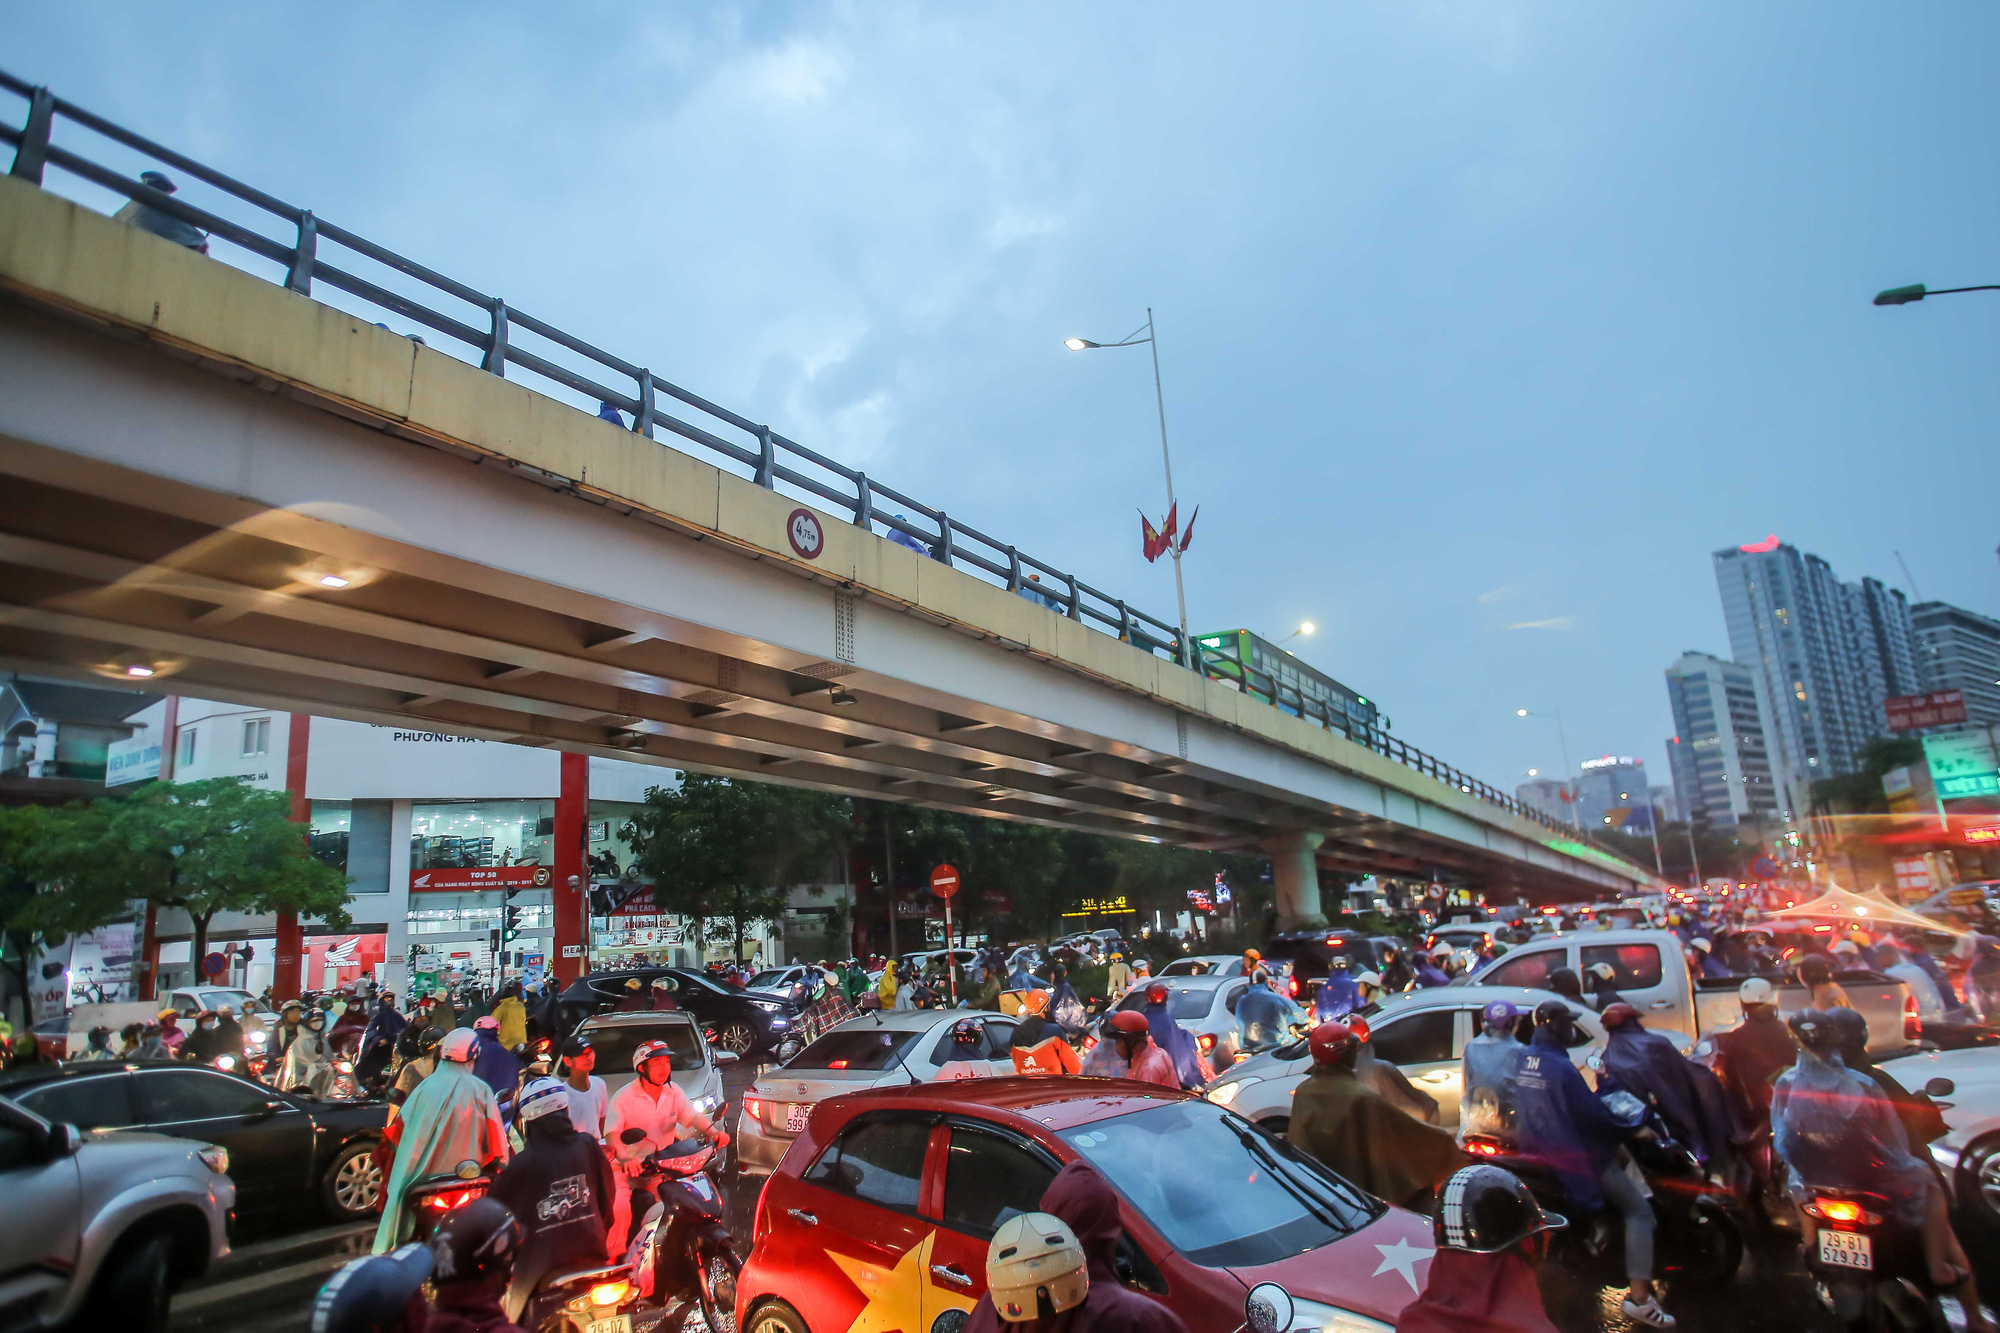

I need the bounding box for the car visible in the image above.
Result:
[572,1008,735,1171]
[735,1076,1434,1333]
[1103,972,1270,1071]
[1203,986,1619,1134]
[1,1090,233,1333]
[1258,931,1402,1004]
[1882,1045,2000,1229]
[28,1013,69,1060]
[165,986,272,1020]
[736,1009,1024,1176]
[1158,954,1247,978]
[0,1060,390,1222]
[747,966,824,1007]
[556,967,803,1056]
[1422,922,1505,954]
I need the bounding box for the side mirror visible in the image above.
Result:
[1925,1077,1956,1099]
[1245,1282,1294,1333]
[46,1123,82,1158]
[620,1127,648,1146]
[714,1050,740,1066]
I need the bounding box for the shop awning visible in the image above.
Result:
[1765,884,1968,935]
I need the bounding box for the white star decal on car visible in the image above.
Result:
[1372,1235,1434,1294]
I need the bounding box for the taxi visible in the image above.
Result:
[736,1076,1433,1333]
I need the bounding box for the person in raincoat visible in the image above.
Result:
[1397,1165,1564,1333]
[1139,982,1210,1090]
[876,961,901,1010]
[282,1007,336,1095]
[1046,965,1089,1037]
[1312,959,1363,1022]
[490,984,528,1050]
[469,1016,523,1105]
[1286,1022,1464,1210]
[1459,1001,1525,1143]
[373,1028,509,1254]
[1412,944,1453,988]
[1236,969,1302,1052]
[1106,1011,1177,1088]
[1105,950,1132,999]
[1597,1004,1733,1168]
[357,992,407,1088]
[1010,991,1082,1075]
[1348,1014,1440,1123]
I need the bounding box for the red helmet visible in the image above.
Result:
[1600,1003,1641,1030]
[1308,1022,1358,1066]
[632,1039,673,1073]
[1109,1010,1151,1036]
[1145,982,1169,1005]
[1346,1014,1371,1043]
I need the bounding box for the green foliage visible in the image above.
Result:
[624,775,852,959]
[0,777,350,971]
[1809,735,1927,816]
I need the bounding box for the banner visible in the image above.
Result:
[412,865,552,892]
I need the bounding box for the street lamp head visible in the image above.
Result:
[1516,708,1530,717]
[1874,284,1927,307]
[1297,621,1315,637]
[1063,337,1097,351]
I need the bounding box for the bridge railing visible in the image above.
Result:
[0,72,1629,865]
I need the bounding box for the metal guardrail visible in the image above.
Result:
[0,71,1630,864]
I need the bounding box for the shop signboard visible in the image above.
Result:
[1893,858,1933,902]
[1061,895,1131,918]
[307,719,560,800]
[1887,691,1969,733]
[1186,888,1214,912]
[412,865,552,892]
[1966,825,2000,846]
[105,733,161,786]
[1924,729,2000,801]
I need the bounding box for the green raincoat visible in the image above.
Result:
[372,1060,507,1253]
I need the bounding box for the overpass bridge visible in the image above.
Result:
[0,75,1652,964]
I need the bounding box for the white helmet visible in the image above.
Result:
[987,1213,1087,1323]
[1738,977,1776,1006]
[516,1077,572,1126]
[1355,971,1383,989]
[439,1029,479,1063]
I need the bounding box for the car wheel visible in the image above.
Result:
[717,1022,756,1054]
[1956,1132,2000,1228]
[85,1228,174,1333]
[323,1140,385,1220]
[746,1297,811,1333]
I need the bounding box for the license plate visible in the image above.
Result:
[1818,1229,1872,1270]
[785,1102,811,1132]
[586,1318,632,1333]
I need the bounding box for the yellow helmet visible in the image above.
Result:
[987,1213,1087,1323]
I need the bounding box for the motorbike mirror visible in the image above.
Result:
[455,1159,482,1180]
[1245,1283,1293,1333]
[1925,1077,1956,1099]
[620,1127,649,1146]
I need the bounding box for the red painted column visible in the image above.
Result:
[137,695,181,1000]
[272,713,312,1002]
[552,752,588,983]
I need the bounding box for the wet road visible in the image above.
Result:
[169,1058,1997,1333]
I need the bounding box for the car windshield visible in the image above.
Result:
[788,1027,924,1071]
[1062,1101,1380,1266]
[1114,986,1214,1021]
[748,970,793,988]
[577,1020,705,1071]
[197,989,258,1011]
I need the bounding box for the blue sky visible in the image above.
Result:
[10,4,1998,798]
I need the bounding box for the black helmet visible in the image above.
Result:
[1788,1008,1843,1055]
[428,1197,523,1284]
[1826,1005,1869,1054]
[416,1026,444,1054]
[394,1026,426,1059]
[1532,999,1573,1030]
[310,1244,432,1333]
[561,1034,594,1060]
[1434,1165,1566,1253]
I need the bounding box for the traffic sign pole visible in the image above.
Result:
[931,865,961,1002]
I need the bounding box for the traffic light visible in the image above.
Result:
[502,904,522,946]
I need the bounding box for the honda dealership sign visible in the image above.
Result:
[306,719,559,799]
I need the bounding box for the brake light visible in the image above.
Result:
[420,1185,485,1213]
[1465,1139,1504,1157]
[1197,1034,1215,1052]
[743,1096,763,1120]
[1288,977,1299,997]
[1804,1197,1881,1225]
[587,1281,631,1307]
[1904,992,1921,1042]
[828,1059,849,1069]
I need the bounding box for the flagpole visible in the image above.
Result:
[1145,309,1191,652]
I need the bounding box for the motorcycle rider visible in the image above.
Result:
[73,1026,118,1061]
[1312,959,1363,1022]
[1286,1021,1463,1210]
[374,1029,510,1253]
[181,1010,233,1064]
[557,1035,609,1140]
[1512,1000,1671,1328]
[1106,1010,1177,1087]
[1597,1003,1733,1169]
[488,1078,615,1323]
[1412,943,1453,988]
[602,1038,729,1259]
[1396,1165,1565,1333]
[1348,1014,1440,1123]
[284,1007,337,1094]
[469,1016,523,1102]
[310,1244,433,1333]
[426,1197,529,1333]
[1236,969,1301,1052]
[1009,991,1082,1075]
[962,1161,1188,1333]
[390,1026,444,1106]
[1139,982,1209,1090]
[1712,977,1795,1130]
[1774,1009,1986,1314]
[156,1008,188,1053]
[1459,1000,1524,1143]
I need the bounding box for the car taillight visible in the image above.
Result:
[1197,1033,1215,1052]
[1904,992,1921,1041]
[1288,976,1299,996]
[743,1096,763,1120]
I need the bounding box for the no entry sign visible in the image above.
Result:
[931,864,960,899]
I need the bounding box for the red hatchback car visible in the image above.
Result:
[737,1076,1435,1333]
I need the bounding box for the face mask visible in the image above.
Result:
[199,1020,216,1030]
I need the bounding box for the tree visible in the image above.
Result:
[19,778,352,975]
[1810,735,1927,816]
[0,804,127,1023]
[624,775,851,961]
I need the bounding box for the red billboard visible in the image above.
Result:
[1885,690,1967,733]
[411,865,551,892]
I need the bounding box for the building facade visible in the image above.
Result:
[1574,756,1653,834]
[1663,651,1779,828]
[1514,777,1573,825]
[1913,601,2000,729]
[1713,540,1920,816]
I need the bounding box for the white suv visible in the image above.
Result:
[0,1092,234,1333]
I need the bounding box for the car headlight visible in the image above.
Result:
[1287,1298,1393,1333]
[1207,1076,1260,1106]
[751,1000,781,1012]
[198,1146,230,1176]
[696,1094,720,1115]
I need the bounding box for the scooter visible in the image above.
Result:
[617,1130,740,1333]
[1798,1185,1950,1333]
[523,1262,642,1333]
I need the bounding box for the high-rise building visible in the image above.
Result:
[1712,539,1920,815]
[1574,756,1652,833]
[1663,651,1779,828]
[1514,777,1572,825]
[1912,601,2000,728]
[1650,784,1681,826]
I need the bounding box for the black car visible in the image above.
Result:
[0,1061,389,1222]
[1260,929,1402,1000]
[555,967,802,1055]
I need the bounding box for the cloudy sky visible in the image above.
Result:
[11,4,1998,797]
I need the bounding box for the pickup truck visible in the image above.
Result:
[1462,926,1917,1056]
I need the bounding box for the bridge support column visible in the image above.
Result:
[1265,831,1326,931]
[553,752,587,983]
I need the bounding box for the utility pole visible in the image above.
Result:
[882,808,898,960]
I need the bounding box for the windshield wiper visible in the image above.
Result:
[1227,1121,1352,1232]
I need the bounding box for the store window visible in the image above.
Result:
[410,799,553,870]
[309,800,351,873]
[587,800,644,881]
[241,717,270,757]
[177,727,196,768]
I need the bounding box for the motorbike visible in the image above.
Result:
[1798,1185,1949,1333]
[523,1262,642,1333]
[399,1159,492,1245]
[1464,1111,1745,1287]
[617,1130,740,1333]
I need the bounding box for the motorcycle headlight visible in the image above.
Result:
[1207,1076,1258,1106]
[696,1093,720,1115]
[245,1031,268,1048]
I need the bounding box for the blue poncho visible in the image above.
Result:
[1143,1000,1207,1090]
[1772,1048,1933,1226]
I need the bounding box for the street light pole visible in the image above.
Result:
[1065,310,1191,652]
[1874,282,2000,306]
[1516,706,1579,830]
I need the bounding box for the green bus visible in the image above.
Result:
[1193,629,1381,735]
